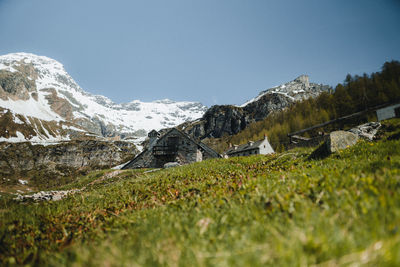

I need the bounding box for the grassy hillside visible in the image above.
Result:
[1,119,400,266]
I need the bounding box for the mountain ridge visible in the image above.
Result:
[180,74,331,139]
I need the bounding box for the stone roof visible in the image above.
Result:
[148,129,160,137]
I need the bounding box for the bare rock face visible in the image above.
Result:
[243,93,293,121]
[43,88,75,120]
[327,131,359,153]
[0,70,36,101]
[183,105,251,139]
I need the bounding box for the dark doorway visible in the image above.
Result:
[395,107,400,118]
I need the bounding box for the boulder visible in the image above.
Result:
[163,162,180,169]
[349,122,381,141]
[327,131,359,153]
[14,189,80,202]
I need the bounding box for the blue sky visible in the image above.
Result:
[0,0,399,107]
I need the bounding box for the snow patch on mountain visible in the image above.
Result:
[0,130,70,145]
[0,97,63,121]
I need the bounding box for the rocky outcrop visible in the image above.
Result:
[182,75,331,139]
[0,140,138,184]
[349,122,381,141]
[243,93,293,121]
[43,88,75,120]
[250,75,330,104]
[163,162,180,169]
[184,105,249,139]
[14,189,80,202]
[0,70,36,101]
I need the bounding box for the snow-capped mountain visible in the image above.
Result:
[240,75,330,107]
[0,53,207,144]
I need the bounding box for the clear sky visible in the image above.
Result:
[0,0,399,107]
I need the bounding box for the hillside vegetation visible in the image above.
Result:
[1,119,400,266]
[208,61,400,153]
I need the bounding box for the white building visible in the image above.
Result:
[225,136,274,157]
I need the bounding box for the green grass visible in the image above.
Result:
[1,119,400,266]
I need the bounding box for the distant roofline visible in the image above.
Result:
[225,137,268,154]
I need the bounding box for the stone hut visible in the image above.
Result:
[225,136,274,157]
[122,128,220,169]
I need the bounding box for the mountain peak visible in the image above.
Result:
[240,75,330,107]
[0,52,64,70]
[294,75,309,86]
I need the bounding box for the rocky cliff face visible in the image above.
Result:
[0,140,138,188]
[182,75,331,139]
[243,93,294,121]
[183,105,249,138]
